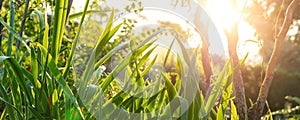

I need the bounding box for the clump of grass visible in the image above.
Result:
[0,0,247,119]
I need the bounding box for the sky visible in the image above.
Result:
[72,0,262,65]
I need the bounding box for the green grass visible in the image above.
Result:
[0,0,250,119]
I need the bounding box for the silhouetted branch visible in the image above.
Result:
[66,0,73,23]
[17,0,30,50]
[0,0,3,11]
[249,0,300,119]
[0,0,4,48]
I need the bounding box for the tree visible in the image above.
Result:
[245,0,300,119]
[186,0,300,118]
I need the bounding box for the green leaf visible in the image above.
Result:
[101,55,131,91]
[51,0,69,63]
[30,47,41,88]
[69,10,111,20]
[162,73,178,101]
[141,55,157,76]
[0,18,30,51]
[94,41,130,70]
[7,1,15,56]
[216,104,224,120]
[204,60,231,115]
[137,45,158,69]
[28,106,45,120]
[230,100,238,120]
[0,84,19,119]
[163,38,175,66]
[34,9,45,44]
[35,43,84,119]
[80,10,121,95]
[63,0,90,78]
[0,56,33,104]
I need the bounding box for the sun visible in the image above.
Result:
[205,0,262,65]
[206,0,239,31]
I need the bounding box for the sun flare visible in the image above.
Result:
[205,0,262,65]
[206,0,239,31]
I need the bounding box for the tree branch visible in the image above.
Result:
[249,0,300,119]
[17,0,30,50]
[201,42,213,93]
[66,0,73,22]
[0,0,4,48]
[0,0,3,11]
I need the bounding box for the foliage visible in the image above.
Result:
[3,0,300,119]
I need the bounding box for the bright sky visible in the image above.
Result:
[72,0,262,65]
[205,0,261,65]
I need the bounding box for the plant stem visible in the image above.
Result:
[62,0,89,78]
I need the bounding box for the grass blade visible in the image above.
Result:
[7,1,15,56]
[63,0,90,78]
[0,56,33,104]
[230,100,238,120]
[51,0,68,63]
[204,60,230,115]
[0,18,30,51]
[68,10,111,20]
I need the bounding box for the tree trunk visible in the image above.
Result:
[226,22,247,120]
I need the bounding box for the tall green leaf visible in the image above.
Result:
[51,0,69,63]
